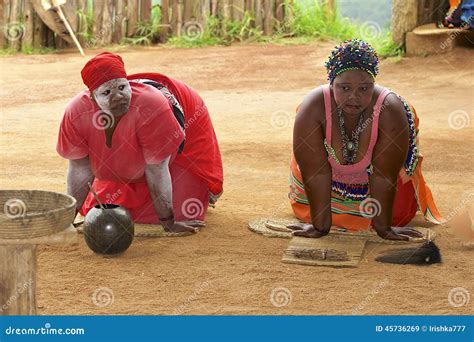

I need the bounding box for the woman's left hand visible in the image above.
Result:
[375,226,423,241]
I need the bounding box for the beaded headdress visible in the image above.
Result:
[325,39,379,84]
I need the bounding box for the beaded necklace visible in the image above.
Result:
[337,107,366,164]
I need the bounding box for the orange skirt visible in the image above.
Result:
[289,102,445,232]
[289,156,443,232]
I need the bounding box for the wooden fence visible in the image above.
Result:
[1,0,294,51]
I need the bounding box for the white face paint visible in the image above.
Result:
[92,78,132,117]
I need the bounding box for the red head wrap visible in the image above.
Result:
[81,52,127,92]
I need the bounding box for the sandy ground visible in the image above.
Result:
[0,41,473,315]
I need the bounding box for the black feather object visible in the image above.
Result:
[375,241,442,265]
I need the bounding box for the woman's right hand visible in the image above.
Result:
[163,220,206,233]
[286,222,330,238]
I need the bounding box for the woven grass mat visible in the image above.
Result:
[74,220,192,238]
[248,217,436,245]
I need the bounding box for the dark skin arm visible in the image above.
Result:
[287,88,333,237]
[67,156,95,217]
[369,94,422,241]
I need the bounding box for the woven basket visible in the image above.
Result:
[0,190,76,239]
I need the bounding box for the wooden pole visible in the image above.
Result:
[127,0,138,36]
[23,1,35,51]
[275,0,284,22]
[0,245,37,315]
[244,0,253,15]
[183,0,193,24]
[76,0,88,46]
[0,226,77,316]
[211,0,218,16]
[263,0,273,36]
[201,0,210,31]
[171,0,180,36]
[0,0,6,49]
[232,0,244,21]
[102,0,114,45]
[255,0,262,30]
[141,0,152,22]
[160,0,170,42]
[115,0,126,43]
[92,0,104,44]
[8,0,21,50]
[32,11,45,48]
[55,4,85,55]
[218,0,230,40]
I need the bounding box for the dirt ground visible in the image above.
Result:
[0,41,473,315]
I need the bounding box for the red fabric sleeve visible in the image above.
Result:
[56,105,89,160]
[136,91,185,164]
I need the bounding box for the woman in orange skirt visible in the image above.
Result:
[288,39,444,241]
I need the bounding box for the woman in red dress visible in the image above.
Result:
[57,52,223,233]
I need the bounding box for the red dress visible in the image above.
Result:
[57,77,223,223]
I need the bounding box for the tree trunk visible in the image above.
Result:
[275,0,284,22]
[211,0,218,16]
[114,0,127,43]
[254,0,262,30]
[0,245,37,315]
[171,0,181,36]
[102,0,114,45]
[92,0,104,44]
[141,0,152,22]
[8,0,21,50]
[232,0,245,21]
[23,0,35,51]
[183,0,193,24]
[160,0,170,42]
[127,0,138,37]
[75,0,88,46]
[392,0,418,46]
[201,0,210,32]
[263,0,273,36]
[32,10,45,48]
[0,0,6,49]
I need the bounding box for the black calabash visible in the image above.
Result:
[84,204,134,255]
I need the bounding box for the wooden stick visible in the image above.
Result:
[263,0,273,36]
[88,182,105,210]
[160,0,170,43]
[55,5,85,55]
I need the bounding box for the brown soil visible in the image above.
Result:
[0,41,473,315]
